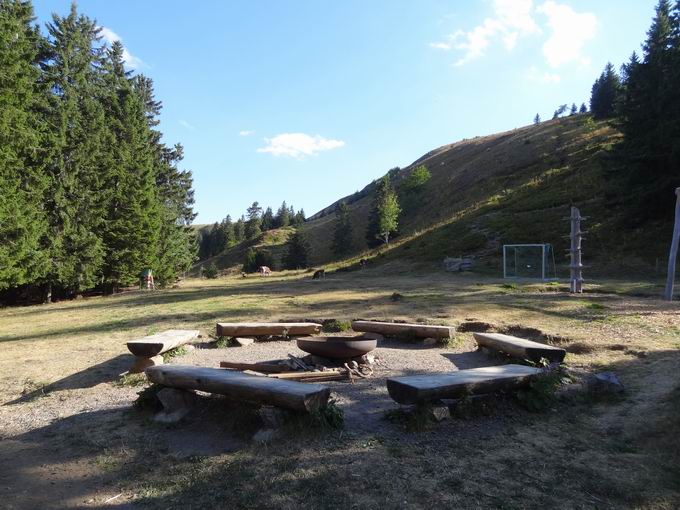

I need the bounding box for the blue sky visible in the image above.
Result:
[34,1,656,224]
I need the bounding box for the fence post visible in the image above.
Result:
[570,207,583,293]
[664,188,680,301]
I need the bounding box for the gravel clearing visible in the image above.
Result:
[176,336,492,433]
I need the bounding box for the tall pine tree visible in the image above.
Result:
[0,0,49,291]
[41,4,110,299]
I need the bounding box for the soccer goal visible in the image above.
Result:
[503,244,557,280]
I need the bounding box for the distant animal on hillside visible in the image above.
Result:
[241,272,247,278]
[359,259,368,268]
[259,266,271,276]
[312,269,325,279]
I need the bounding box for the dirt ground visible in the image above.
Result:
[1,270,679,509]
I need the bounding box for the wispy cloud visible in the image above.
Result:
[537,1,597,68]
[239,130,254,136]
[430,1,596,68]
[99,26,145,69]
[257,133,345,159]
[179,120,195,130]
[430,0,540,65]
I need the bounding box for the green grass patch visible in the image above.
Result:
[162,345,188,362]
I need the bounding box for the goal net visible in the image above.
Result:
[503,244,556,280]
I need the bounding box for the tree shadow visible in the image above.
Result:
[4,354,132,405]
[0,308,267,344]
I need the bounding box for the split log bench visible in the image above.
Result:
[146,364,331,412]
[351,320,452,339]
[126,329,199,373]
[386,364,542,405]
[473,332,566,363]
[216,322,322,338]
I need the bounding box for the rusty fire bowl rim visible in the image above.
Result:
[296,336,377,359]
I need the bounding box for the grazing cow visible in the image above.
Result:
[259,266,272,276]
[359,258,368,269]
[241,272,247,278]
[312,269,325,280]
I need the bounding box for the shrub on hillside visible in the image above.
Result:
[203,262,219,279]
[242,249,274,273]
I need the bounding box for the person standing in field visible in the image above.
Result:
[141,268,155,290]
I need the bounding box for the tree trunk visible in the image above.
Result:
[43,282,52,304]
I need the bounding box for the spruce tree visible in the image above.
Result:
[100,41,160,291]
[275,201,290,228]
[284,229,310,269]
[133,74,196,286]
[533,113,541,124]
[294,208,306,226]
[618,0,680,218]
[570,103,578,115]
[234,216,245,242]
[153,143,197,284]
[41,4,110,298]
[579,103,588,114]
[0,0,49,290]
[261,207,274,231]
[331,202,353,258]
[244,202,262,239]
[590,63,622,118]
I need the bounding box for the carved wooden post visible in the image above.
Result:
[570,206,583,293]
[664,188,680,301]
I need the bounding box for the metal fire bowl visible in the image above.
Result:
[296,336,377,359]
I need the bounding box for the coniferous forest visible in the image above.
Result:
[0,1,196,302]
[589,0,680,220]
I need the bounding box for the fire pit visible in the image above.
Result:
[296,336,377,359]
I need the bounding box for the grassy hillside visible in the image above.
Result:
[202,115,673,276]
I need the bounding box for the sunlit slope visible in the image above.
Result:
[205,115,671,275]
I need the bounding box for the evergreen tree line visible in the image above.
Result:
[198,200,306,260]
[0,1,196,301]
[588,0,680,219]
[238,165,423,273]
[533,102,587,124]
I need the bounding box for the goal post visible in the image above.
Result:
[503,244,556,281]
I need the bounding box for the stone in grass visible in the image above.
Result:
[252,428,278,444]
[428,404,451,422]
[258,406,295,429]
[154,388,199,423]
[233,337,255,347]
[589,372,624,395]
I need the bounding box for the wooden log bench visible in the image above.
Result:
[386,364,542,405]
[126,329,199,373]
[473,332,566,363]
[216,322,322,338]
[351,320,452,339]
[146,365,331,412]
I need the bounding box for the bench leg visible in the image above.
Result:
[129,355,163,374]
[154,388,199,423]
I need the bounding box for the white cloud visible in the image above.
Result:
[430,1,596,68]
[431,0,540,65]
[537,1,597,68]
[239,130,254,136]
[257,133,345,159]
[99,26,145,69]
[179,120,195,130]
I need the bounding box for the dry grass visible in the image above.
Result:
[1,271,679,508]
